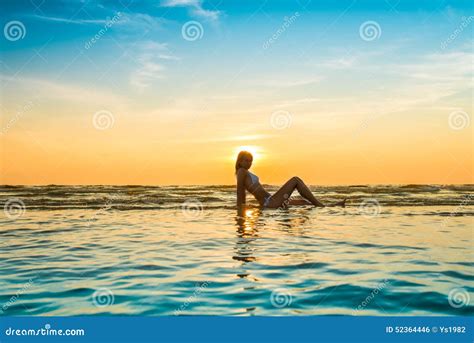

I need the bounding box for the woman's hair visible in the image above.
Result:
[235,151,253,173]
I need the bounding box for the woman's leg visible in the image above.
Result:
[269,177,325,208]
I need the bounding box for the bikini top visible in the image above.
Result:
[246,171,261,193]
[236,170,261,192]
[248,171,259,186]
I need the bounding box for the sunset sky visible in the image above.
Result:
[1,0,472,185]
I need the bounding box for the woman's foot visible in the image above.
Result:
[336,198,347,207]
[328,198,346,207]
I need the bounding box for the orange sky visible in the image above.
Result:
[1,107,472,185]
[1,3,472,185]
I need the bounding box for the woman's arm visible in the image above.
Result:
[236,168,247,209]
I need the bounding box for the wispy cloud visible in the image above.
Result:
[32,15,109,25]
[119,13,166,32]
[275,98,322,108]
[314,56,357,70]
[174,134,276,143]
[32,12,166,32]
[389,50,472,83]
[255,77,323,88]
[161,0,220,21]
[128,41,178,91]
[0,74,128,110]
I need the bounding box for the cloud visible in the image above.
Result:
[161,0,220,21]
[274,98,322,108]
[389,51,472,83]
[130,60,165,91]
[314,56,357,70]
[0,74,128,111]
[255,77,323,88]
[177,134,276,143]
[128,41,178,91]
[380,50,473,110]
[32,12,166,32]
[118,13,166,32]
[33,15,109,25]
[301,46,474,119]
[156,53,181,61]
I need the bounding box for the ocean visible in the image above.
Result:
[0,184,473,316]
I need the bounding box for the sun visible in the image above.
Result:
[233,145,262,161]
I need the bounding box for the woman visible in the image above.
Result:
[235,151,346,209]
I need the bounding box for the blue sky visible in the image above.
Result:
[1,0,472,92]
[1,0,472,97]
[0,0,472,184]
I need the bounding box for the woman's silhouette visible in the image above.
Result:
[235,151,346,209]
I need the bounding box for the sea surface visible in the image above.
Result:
[0,184,473,316]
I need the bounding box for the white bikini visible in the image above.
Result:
[248,171,259,186]
[245,171,272,207]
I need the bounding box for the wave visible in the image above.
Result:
[0,184,472,210]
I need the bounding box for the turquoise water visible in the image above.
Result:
[0,185,473,316]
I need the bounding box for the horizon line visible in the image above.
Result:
[1,183,473,187]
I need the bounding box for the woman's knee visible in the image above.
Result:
[291,176,302,184]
